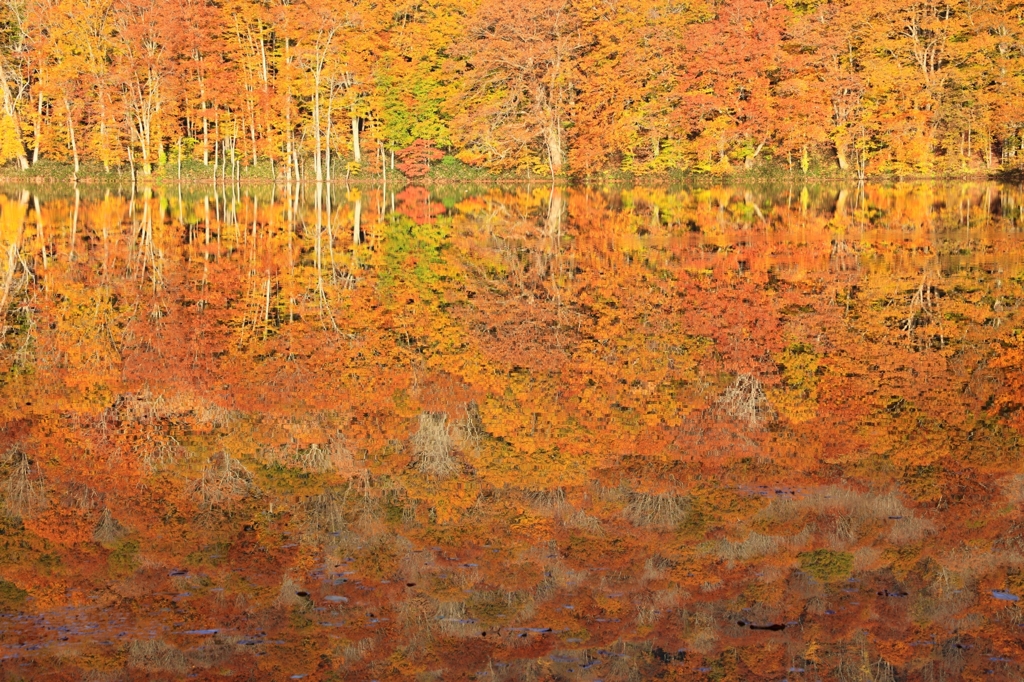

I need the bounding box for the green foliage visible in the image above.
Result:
[186,542,231,567]
[378,212,452,299]
[37,552,61,573]
[426,155,491,181]
[375,60,452,154]
[798,549,853,582]
[108,540,140,577]
[0,579,27,611]
[255,462,317,495]
[466,590,518,623]
[383,500,405,525]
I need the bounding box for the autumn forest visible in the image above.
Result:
[2,0,1024,679]
[0,0,1021,178]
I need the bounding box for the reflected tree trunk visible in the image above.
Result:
[353,194,362,245]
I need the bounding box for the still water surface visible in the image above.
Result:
[0,182,1023,680]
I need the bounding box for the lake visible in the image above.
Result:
[1,181,1022,680]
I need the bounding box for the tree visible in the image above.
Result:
[396,138,443,178]
[0,0,31,169]
[570,0,693,173]
[452,0,583,175]
[0,0,1019,176]
[111,0,178,174]
[674,0,790,171]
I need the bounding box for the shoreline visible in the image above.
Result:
[0,168,1016,188]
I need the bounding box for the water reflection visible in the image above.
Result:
[1,182,1023,680]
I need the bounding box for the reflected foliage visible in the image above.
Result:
[1,182,1024,680]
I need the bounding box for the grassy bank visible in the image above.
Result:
[0,156,1016,187]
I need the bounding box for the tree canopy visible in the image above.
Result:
[0,0,1021,177]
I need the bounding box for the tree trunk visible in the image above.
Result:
[285,107,293,183]
[546,123,563,175]
[351,112,361,163]
[33,194,47,269]
[99,93,110,172]
[325,113,332,183]
[202,101,209,165]
[353,196,362,245]
[250,115,257,166]
[744,141,765,169]
[325,90,334,183]
[312,76,323,183]
[836,188,849,216]
[138,112,152,175]
[546,188,564,236]
[32,90,42,166]
[65,105,80,174]
[836,143,850,171]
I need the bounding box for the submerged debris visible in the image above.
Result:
[716,374,776,427]
[189,452,256,507]
[992,590,1020,602]
[623,492,689,528]
[94,508,128,544]
[712,372,774,425]
[1,447,46,519]
[412,412,460,478]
